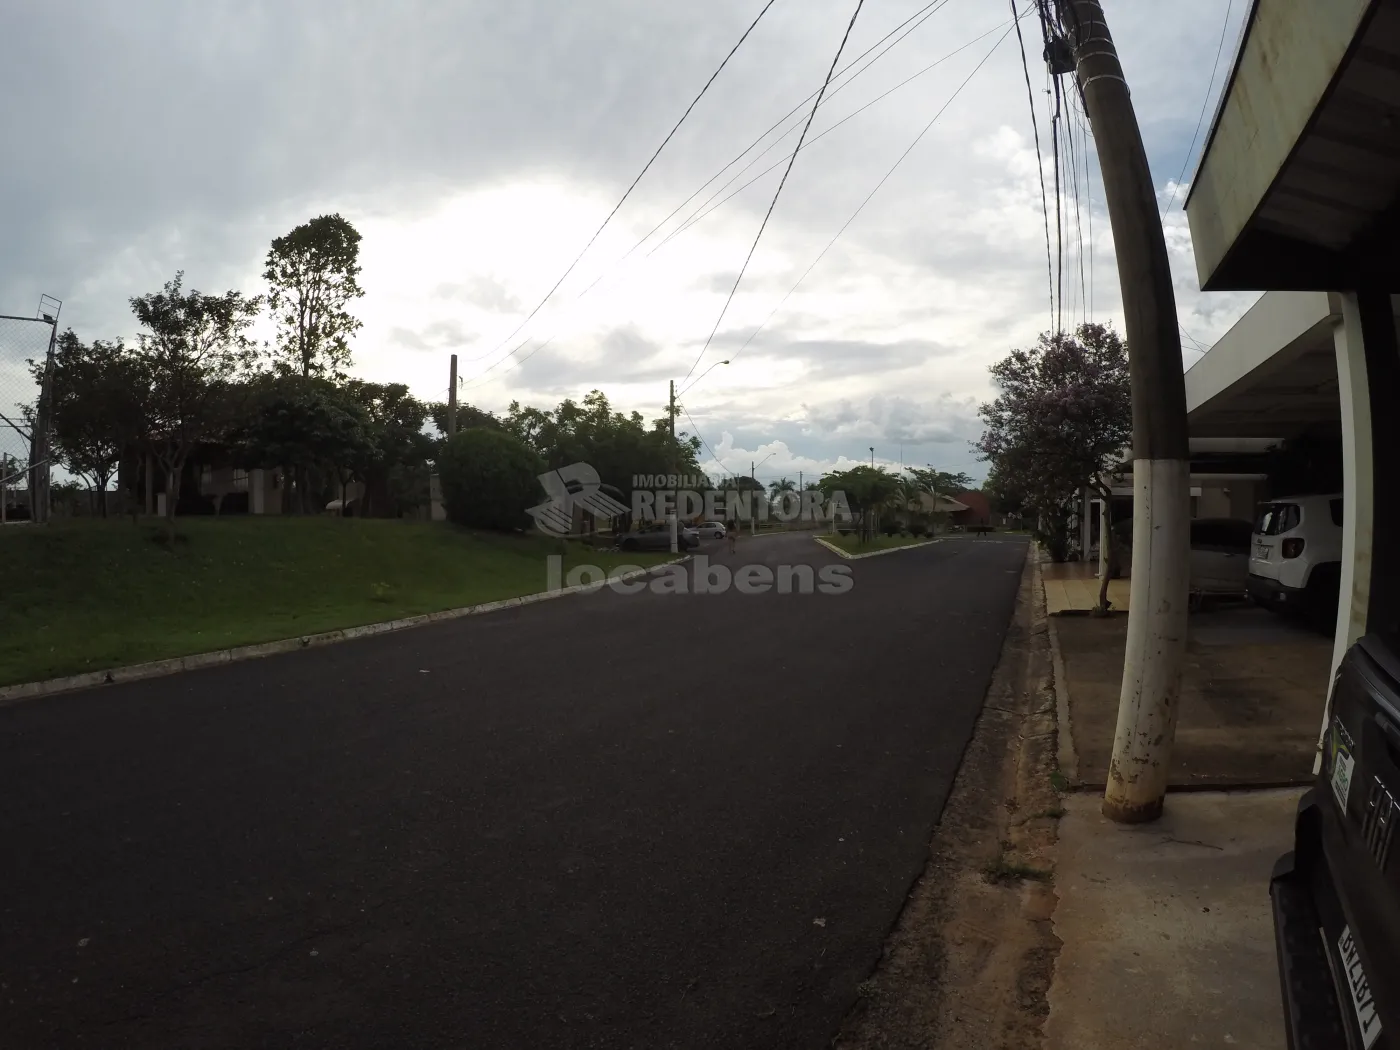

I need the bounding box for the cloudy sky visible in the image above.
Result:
[1,0,1255,484]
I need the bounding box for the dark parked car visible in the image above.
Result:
[618,522,698,552]
[1271,633,1397,1049]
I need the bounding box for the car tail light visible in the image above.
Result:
[1282,538,1305,559]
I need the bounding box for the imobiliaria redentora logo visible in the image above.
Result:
[529,462,856,596]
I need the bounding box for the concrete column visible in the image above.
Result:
[1317,291,1400,771]
[251,469,265,515]
[144,453,154,516]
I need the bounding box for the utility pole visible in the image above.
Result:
[669,380,679,554]
[1049,0,1190,824]
[447,354,458,437]
[869,447,874,468]
[750,459,757,537]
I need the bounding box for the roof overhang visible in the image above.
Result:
[1185,0,1400,290]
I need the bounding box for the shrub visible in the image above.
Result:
[437,427,546,531]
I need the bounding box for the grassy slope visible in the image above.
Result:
[0,518,667,686]
[825,532,937,554]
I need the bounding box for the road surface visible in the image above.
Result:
[0,532,1028,1049]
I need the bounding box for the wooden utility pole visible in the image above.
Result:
[1050,0,1191,823]
[447,354,458,437]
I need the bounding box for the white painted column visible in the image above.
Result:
[1103,458,1191,821]
[1316,294,1377,771]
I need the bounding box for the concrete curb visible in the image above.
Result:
[0,554,693,708]
[1036,548,1080,786]
[813,535,942,560]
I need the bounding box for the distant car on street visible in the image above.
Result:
[618,522,699,552]
[699,521,727,539]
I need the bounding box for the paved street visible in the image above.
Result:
[0,533,1028,1049]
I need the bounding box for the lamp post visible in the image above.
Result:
[869,447,875,468]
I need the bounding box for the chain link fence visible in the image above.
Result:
[1,306,59,519]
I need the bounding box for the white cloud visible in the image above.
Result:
[0,0,1257,482]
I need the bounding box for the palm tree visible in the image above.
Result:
[768,477,796,499]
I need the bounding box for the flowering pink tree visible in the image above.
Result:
[976,324,1131,601]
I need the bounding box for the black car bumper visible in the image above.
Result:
[1248,573,1305,608]
[1271,789,1388,1050]
[1271,846,1350,1049]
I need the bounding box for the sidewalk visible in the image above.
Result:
[1039,556,1327,1050]
[1042,560,1130,614]
[1046,790,1299,1050]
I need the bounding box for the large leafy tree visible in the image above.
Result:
[976,323,1131,588]
[28,330,147,516]
[437,427,546,531]
[129,272,262,533]
[345,381,435,517]
[502,390,707,506]
[233,379,371,512]
[430,401,503,438]
[264,214,364,378]
[906,466,973,499]
[819,465,900,541]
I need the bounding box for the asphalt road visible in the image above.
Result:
[0,532,1028,1049]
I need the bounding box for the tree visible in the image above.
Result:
[233,380,371,513]
[27,330,147,516]
[502,390,707,508]
[819,466,900,542]
[430,400,502,439]
[264,214,364,379]
[346,381,435,517]
[437,427,546,532]
[906,466,973,499]
[130,272,263,535]
[976,323,1131,606]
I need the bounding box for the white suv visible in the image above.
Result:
[1247,493,1343,624]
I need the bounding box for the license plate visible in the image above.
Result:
[1254,543,1271,559]
[1338,926,1383,1049]
[1331,721,1356,812]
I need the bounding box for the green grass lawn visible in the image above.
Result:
[824,532,938,554]
[0,517,670,687]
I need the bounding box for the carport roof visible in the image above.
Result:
[1185,292,1342,438]
[1185,0,1400,290]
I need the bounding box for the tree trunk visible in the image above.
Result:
[1095,488,1114,615]
[164,462,181,543]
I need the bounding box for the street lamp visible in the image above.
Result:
[870,447,875,468]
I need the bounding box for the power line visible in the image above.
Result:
[656,17,1008,257]
[1162,0,1235,215]
[681,404,736,478]
[629,0,955,266]
[466,0,781,377]
[461,0,952,387]
[1049,72,1065,335]
[700,15,1023,383]
[1011,0,1054,332]
[679,0,867,388]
